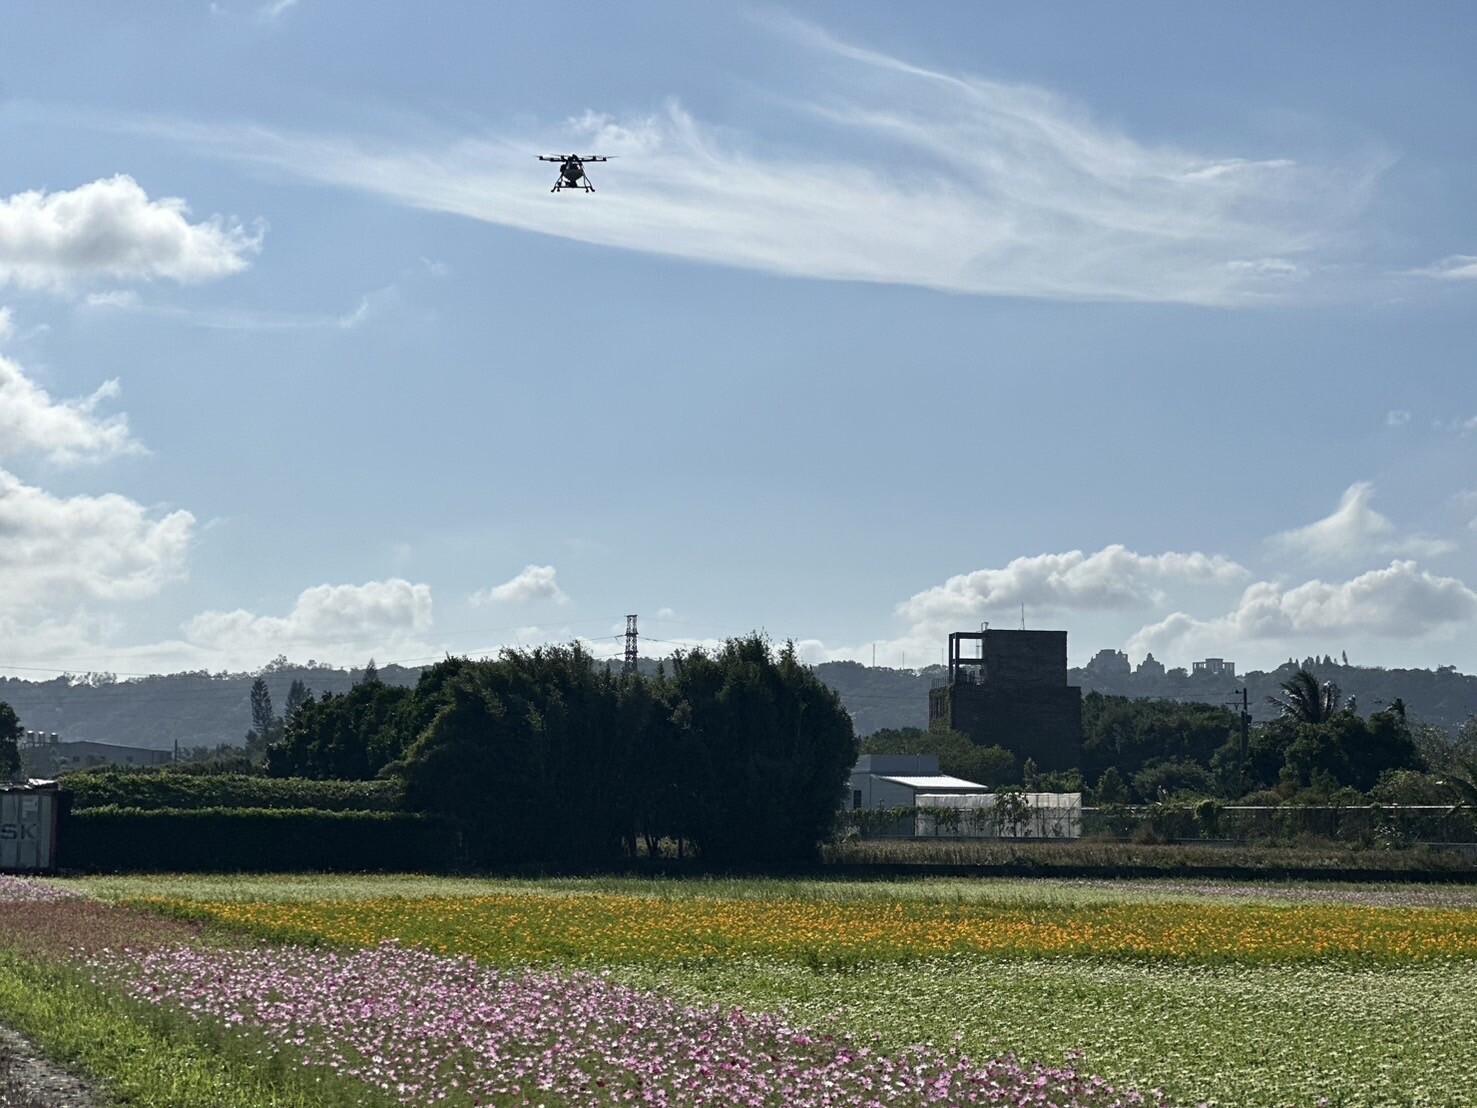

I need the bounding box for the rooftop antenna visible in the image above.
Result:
[1020,603,1026,631]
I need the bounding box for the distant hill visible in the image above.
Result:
[1,655,1473,751]
[1068,660,1477,736]
[0,662,420,752]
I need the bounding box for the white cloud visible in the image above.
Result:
[0,469,194,607]
[1269,482,1454,564]
[1385,409,1411,427]
[0,350,143,464]
[471,565,570,606]
[82,290,142,310]
[1409,254,1477,281]
[134,27,1382,307]
[896,545,1248,632]
[1128,561,1477,661]
[184,579,434,656]
[0,175,261,292]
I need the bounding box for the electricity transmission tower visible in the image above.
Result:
[624,615,638,675]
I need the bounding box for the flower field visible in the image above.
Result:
[127,887,1477,966]
[4,872,1477,1106]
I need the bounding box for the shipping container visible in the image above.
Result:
[0,783,60,872]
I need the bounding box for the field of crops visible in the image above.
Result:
[3,872,1476,1106]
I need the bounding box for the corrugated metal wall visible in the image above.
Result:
[0,789,57,871]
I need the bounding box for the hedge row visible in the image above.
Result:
[62,807,459,873]
[62,772,403,813]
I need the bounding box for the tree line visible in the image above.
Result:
[864,668,1476,810]
[261,635,857,868]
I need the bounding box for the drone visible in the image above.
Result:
[537,153,614,193]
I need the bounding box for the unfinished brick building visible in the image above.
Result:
[928,629,1083,773]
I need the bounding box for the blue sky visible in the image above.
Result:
[1,2,1475,680]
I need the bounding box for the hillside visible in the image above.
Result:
[1,656,1473,751]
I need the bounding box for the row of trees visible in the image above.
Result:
[864,669,1453,808]
[264,636,858,868]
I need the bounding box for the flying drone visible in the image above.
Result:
[537,153,614,193]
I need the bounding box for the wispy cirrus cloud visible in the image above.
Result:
[115,24,1385,307]
[1406,254,1477,281]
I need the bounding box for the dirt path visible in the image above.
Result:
[0,1024,107,1108]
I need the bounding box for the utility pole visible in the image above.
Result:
[1236,687,1251,795]
[623,614,638,676]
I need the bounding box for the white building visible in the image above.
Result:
[847,753,1082,839]
[848,754,987,811]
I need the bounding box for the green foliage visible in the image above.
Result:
[62,770,402,812]
[666,636,857,867]
[1276,707,1422,794]
[1131,758,1215,802]
[1080,693,1237,785]
[858,726,1016,787]
[1268,668,1343,725]
[283,679,311,724]
[0,701,20,781]
[264,680,414,780]
[65,808,456,872]
[1094,766,1129,805]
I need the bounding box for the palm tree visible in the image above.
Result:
[1267,668,1342,725]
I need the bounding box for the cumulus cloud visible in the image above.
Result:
[184,579,434,655]
[136,24,1382,306]
[1269,482,1454,564]
[1128,561,1477,660]
[1385,409,1411,427]
[0,469,194,607]
[470,565,569,606]
[896,545,1248,631]
[0,350,143,464]
[0,175,261,292]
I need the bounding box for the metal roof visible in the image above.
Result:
[874,773,987,792]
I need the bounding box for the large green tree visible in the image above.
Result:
[668,635,856,867]
[1080,692,1237,783]
[394,646,630,866]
